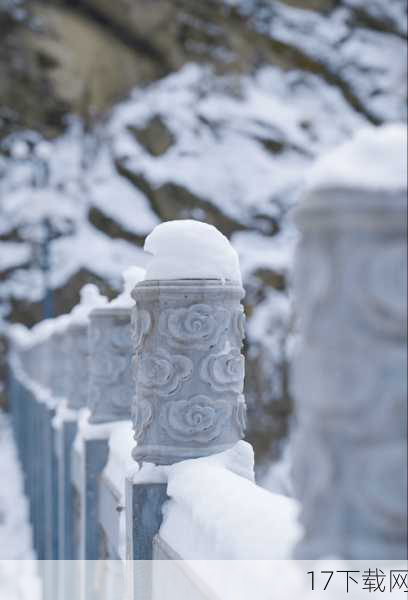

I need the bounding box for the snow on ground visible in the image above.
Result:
[0,410,41,599]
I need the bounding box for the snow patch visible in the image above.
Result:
[160,441,301,559]
[108,266,145,309]
[306,123,407,193]
[144,220,242,284]
[70,284,107,325]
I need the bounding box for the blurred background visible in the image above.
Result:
[0,0,406,475]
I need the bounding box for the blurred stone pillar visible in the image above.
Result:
[292,185,407,559]
[67,268,142,600]
[53,286,106,569]
[88,302,133,425]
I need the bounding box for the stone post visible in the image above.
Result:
[131,279,246,465]
[127,273,247,599]
[88,269,140,424]
[53,286,106,567]
[66,285,107,412]
[70,268,141,600]
[292,182,407,559]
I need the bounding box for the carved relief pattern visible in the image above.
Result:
[132,397,153,442]
[235,395,247,437]
[355,244,407,340]
[137,349,193,396]
[89,317,133,420]
[159,304,229,350]
[92,352,128,384]
[231,307,246,347]
[131,309,152,350]
[111,322,133,352]
[200,348,244,393]
[159,395,233,443]
[131,286,247,463]
[292,204,407,559]
[68,325,90,410]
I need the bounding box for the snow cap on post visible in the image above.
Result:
[109,266,146,309]
[131,220,247,466]
[70,283,108,325]
[305,123,407,194]
[295,123,408,232]
[144,220,242,284]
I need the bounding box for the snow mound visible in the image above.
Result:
[306,123,407,193]
[144,220,242,284]
[160,441,301,559]
[70,284,107,325]
[109,266,146,308]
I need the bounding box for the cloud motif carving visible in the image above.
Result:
[132,397,153,442]
[159,395,232,443]
[137,349,193,396]
[231,307,246,347]
[200,348,244,393]
[131,309,152,350]
[111,322,132,352]
[159,304,229,350]
[235,396,247,437]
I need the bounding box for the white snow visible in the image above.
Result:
[108,266,145,308]
[70,283,107,325]
[110,63,366,225]
[75,408,117,445]
[306,123,408,193]
[103,420,135,500]
[259,442,294,497]
[231,227,297,280]
[52,400,78,430]
[7,323,32,349]
[88,147,159,236]
[160,441,302,560]
[144,220,242,283]
[0,242,30,272]
[0,411,41,599]
[30,317,56,343]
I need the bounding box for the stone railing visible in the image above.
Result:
[6,131,407,600]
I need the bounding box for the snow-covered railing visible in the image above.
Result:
[6,125,407,600]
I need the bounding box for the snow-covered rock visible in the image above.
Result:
[144,220,242,283]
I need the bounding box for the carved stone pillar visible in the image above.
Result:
[70,269,142,581]
[87,267,143,423]
[292,186,407,559]
[88,310,134,425]
[87,308,133,423]
[50,315,71,403]
[66,285,107,411]
[131,279,247,465]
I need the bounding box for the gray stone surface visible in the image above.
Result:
[88,308,133,424]
[291,187,407,560]
[131,279,247,465]
[65,321,90,411]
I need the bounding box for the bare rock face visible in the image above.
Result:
[128,117,176,157]
[1,0,405,136]
[0,1,162,137]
